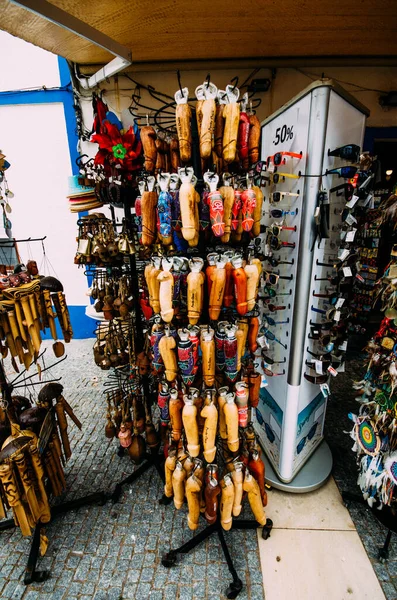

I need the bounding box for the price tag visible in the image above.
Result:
[257,335,267,348]
[343,266,352,277]
[327,366,338,377]
[346,194,359,208]
[338,248,350,261]
[338,340,348,351]
[355,273,365,283]
[333,310,341,322]
[320,383,330,398]
[315,360,323,375]
[345,228,357,242]
[345,213,357,226]
[335,297,345,309]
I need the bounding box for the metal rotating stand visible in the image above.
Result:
[162,516,273,599]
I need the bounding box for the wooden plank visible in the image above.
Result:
[1,0,396,64]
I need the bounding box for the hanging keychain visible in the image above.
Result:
[179,166,197,244]
[222,84,240,164]
[219,173,234,243]
[241,175,257,233]
[209,255,227,320]
[204,171,224,237]
[187,257,205,325]
[158,257,174,323]
[195,80,218,159]
[141,175,157,246]
[237,93,250,169]
[157,172,172,246]
[175,86,192,163]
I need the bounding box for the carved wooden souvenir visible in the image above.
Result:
[217,387,228,440]
[224,393,239,452]
[243,469,267,525]
[176,103,192,162]
[209,260,226,321]
[248,448,268,506]
[244,264,260,312]
[158,333,177,382]
[164,446,177,498]
[248,114,261,165]
[140,125,157,172]
[182,396,200,457]
[169,389,184,441]
[252,185,264,237]
[187,259,205,325]
[220,185,234,243]
[222,102,240,163]
[232,257,248,316]
[185,470,203,530]
[220,473,235,530]
[201,328,215,387]
[204,464,220,525]
[172,460,186,509]
[141,190,158,246]
[200,98,216,159]
[231,462,244,517]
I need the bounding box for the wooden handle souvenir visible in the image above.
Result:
[224,393,239,452]
[141,191,158,246]
[237,319,249,370]
[0,311,18,359]
[219,186,235,244]
[215,104,224,158]
[189,189,200,247]
[220,474,235,531]
[147,262,162,314]
[20,296,41,353]
[209,263,226,321]
[232,259,248,316]
[7,310,25,363]
[231,463,244,517]
[42,289,58,340]
[248,317,260,353]
[28,441,51,523]
[201,328,215,387]
[159,334,177,382]
[223,261,234,308]
[158,270,174,323]
[176,103,192,162]
[200,98,216,159]
[155,138,165,172]
[196,99,204,142]
[237,111,250,167]
[140,125,157,172]
[222,103,240,163]
[249,449,268,506]
[243,469,267,525]
[252,185,264,238]
[204,466,220,524]
[217,388,228,439]
[182,397,200,457]
[0,462,32,536]
[248,114,261,165]
[201,402,218,463]
[58,396,82,430]
[244,264,260,312]
[14,301,27,342]
[180,181,196,242]
[170,138,180,172]
[248,371,261,408]
[186,473,202,530]
[172,461,186,509]
[55,400,71,460]
[164,451,177,498]
[235,381,249,428]
[14,451,42,522]
[206,254,217,299]
[187,264,204,325]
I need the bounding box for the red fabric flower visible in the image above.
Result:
[91,121,142,172]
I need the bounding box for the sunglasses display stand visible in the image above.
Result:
[254,80,369,491]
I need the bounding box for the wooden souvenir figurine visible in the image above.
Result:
[220,473,235,530]
[182,395,200,457]
[187,258,205,325]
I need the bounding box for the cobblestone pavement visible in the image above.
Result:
[0,339,265,600]
[328,355,397,600]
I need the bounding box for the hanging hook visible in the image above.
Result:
[177,70,183,95]
[205,73,211,89]
[230,76,239,92]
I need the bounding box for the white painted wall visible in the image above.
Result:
[0,102,88,306]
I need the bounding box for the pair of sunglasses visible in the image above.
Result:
[329,182,355,201]
[326,166,357,179]
[265,257,294,267]
[270,191,300,203]
[269,171,300,184]
[304,373,329,385]
[328,144,360,163]
[267,234,295,251]
[267,151,302,166]
[270,224,297,236]
[268,209,298,218]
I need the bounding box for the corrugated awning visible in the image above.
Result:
[0,0,396,68]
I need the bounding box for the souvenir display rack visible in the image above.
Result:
[344,192,397,561]
[0,238,106,585]
[254,81,369,490]
[83,74,272,598]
